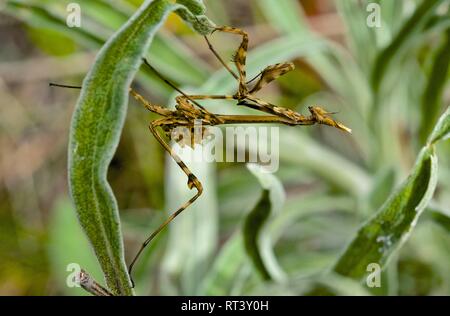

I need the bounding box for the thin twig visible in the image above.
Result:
[77,269,114,296]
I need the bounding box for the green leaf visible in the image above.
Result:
[336,0,377,73]
[280,130,371,196]
[333,146,438,279]
[257,0,309,37]
[428,208,450,233]
[26,26,77,56]
[420,30,450,144]
[199,233,247,296]
[68,0,211,295]
[371,0,443,93]
[243,190,272,280]
[427,106,450,145]
[269,193,355,242]
[309,273,373,296]
[177,0,206,15]
[175,0,215,35]
[368,167,396,212]
[376,0,405,33]
[334,107,450,280]
[243,164,286,282]
[5,1,105,47]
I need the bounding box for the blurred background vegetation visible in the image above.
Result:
[0,0,449,295]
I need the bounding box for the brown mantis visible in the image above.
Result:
[51,25,351,288]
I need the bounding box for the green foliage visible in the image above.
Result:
[371,0,444,93]
[334,147,438,278]
[419,30,450,144]
[244,190,272,280]
[334,107,448,280]
[199,233,246,295]
[26,27,77,56]
[243,164,286,281]
[176,0,206,16]
[257,0,308,37]
[428,106,450,145]
[429,209,450,233]
[4,0,212,96]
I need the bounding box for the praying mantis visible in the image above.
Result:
[51,25,351,289]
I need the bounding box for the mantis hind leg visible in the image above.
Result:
[127,120,203,287]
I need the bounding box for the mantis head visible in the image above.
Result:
[308,106,352,133]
